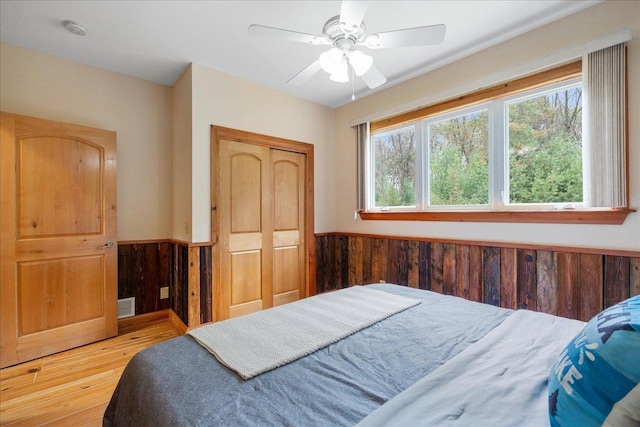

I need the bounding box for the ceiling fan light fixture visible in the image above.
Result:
[348,50,373,76]
[329,59,349,83]
[319,47,343,73]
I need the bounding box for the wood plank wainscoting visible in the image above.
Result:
[315,233,640,322]
[118,240,212,327]
[119,236,639,326]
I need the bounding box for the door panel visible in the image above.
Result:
[18,136,102,237]
[273,247,300,306]
[1,112,117,368]
[229,250,263,317]
[230,153,262,233]
[272,151,306,307]
[219,140,272,319]
[17,256,104,335]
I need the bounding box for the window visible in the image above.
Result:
[370,79,582,211]
[506,83,583,206]
[360,50,630,224]
[428,107,489,207]
[371,125,416,208]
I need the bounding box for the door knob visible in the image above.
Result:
[99,241,114,249]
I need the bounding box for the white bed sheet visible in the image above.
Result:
[357,309,585,427]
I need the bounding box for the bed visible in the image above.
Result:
[103,283,640,426]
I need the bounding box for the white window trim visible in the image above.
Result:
[369,78,584,213]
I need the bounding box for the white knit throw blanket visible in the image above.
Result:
[188,286,421,380]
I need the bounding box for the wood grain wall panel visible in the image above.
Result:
[468,245,482,303]
[117,245,133,299]
[397,240,409,287]
[604,256,630,309]
[348,236,363,286]
[314,235,327,294]
[536,250,558,315]
[131,245,145,312]
[454,245,469,299]
[578,254,603,320]
[418,241,430,290]
[500,248,517,309]
[407,241,420,288]
[557,252,579,319]
[117,242,172,316]
[442,244,456,296]
[158,244,172,310]
[430,243,444,294]
[174,244,189,324]
[483,247,501,306]
[142,244,159,313]
[321,234,336,291]
[387,239,400,285]
[200,246,213,324]
[362,237,373,285]
[371,238,389,284]
[117,236,639,326]
[331,235,340,288]
[314,234,638,322]
[338,235,349,289]
[516,249,536,311]
[187,247,201,327]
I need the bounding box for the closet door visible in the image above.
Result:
[219,140,273,319]
[0,112,117,368]
[272,150,306,307]
[214,129,311,322]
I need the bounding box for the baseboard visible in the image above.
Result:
[117,308,188,336]
[167,309,188,335]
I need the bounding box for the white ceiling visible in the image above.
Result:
[0,0,601,108]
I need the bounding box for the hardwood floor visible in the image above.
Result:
[0,311,181,426]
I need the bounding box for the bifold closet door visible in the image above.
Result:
[218,140,306,320]
[219,141,272,319]
[271,150,306,307]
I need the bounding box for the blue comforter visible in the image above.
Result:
[103,284,511,426]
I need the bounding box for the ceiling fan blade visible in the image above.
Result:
[248,24,326,45]
[288,60,323,85]
[339,0,369,33]
[360,65,387,89]
[364,24,446,49]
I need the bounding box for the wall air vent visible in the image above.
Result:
[117,297,135,319]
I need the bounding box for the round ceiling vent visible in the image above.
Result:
[63,20,87,36]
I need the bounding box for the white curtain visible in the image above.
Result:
[356,122,369,211]
[583,43,627,207]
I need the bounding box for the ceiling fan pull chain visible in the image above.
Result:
[351,66,356,101]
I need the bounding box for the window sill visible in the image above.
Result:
[358,207,635,225]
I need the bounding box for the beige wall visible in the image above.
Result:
[186,63,335,242]
[0,43,336,244]
[171,65,193,242]
[334,0,640,251]
[0,43,174,241]
[2,0,638,251]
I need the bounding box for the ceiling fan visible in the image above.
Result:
[248,1,446,90]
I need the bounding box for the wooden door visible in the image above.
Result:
[219,140,273,319]
[0,112,117,368]
[272,150,306,307]
[214,129,311,321]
